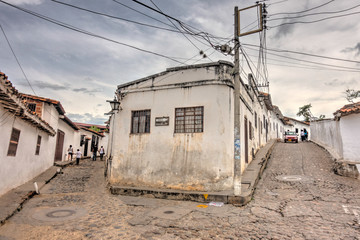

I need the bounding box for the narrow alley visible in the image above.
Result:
[0,142,359,240]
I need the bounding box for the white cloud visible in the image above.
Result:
[1,0,359,123]
[11,0,43,5]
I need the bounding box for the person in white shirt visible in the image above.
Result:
[99,146,105,161]
[76,149,82,165]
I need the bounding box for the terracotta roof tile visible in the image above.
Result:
[20,93,65,115]
[334,101,360,117]
[80,126,104,137]
[0,72,56,136]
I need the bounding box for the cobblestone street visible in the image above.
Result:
[1,142,360,240]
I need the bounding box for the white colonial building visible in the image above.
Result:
[0,72,107,196]
[107,61,287,192]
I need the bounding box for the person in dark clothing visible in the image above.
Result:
[92,145,98,161]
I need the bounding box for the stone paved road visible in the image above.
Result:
[0,142,359,239]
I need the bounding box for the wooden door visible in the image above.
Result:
[244,117,249,164]
[84,139,89,157]
[54,130,65,161]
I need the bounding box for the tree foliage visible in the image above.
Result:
[345,89,360,103]
[90,126,100,132]
[297,104,326,121]
[297,104,313,122]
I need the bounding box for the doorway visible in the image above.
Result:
[54,130,65,161]
[244,117,249,164]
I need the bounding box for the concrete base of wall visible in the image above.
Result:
[310,140,360,180]
[110,139,277,206]
[333,160,360,179]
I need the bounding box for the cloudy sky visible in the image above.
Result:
[0,0,359,124]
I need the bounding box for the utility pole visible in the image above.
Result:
[233,4,265,196]
[233,6,241,196]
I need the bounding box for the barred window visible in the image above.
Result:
[28,103,36,112]
[7,128,21,156]
[35,135,41,155]
[131,110,151,134]
[175,106,203,133]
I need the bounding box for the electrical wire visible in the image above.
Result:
[0,112,14,127]
[0,23,36,95]
[112,0,175,29]
[149,0,214,62]
[50,0,206,37]
[240,46,267,85]
[244,50,360,73]
[269,0,335,16]
[129,0,229,48]
[265,62,360,73]
[270,11,360,28]
[243,45,360,71]
[269,3,360,21]
[113,0,231,43]
[0,0,188,65]
[242,43,360,64]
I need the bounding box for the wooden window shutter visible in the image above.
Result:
[35,135,41,155]
[7,128,21,156]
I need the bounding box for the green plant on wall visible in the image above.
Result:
[90,126,100,132]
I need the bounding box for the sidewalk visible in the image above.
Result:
[0,160,75,225]
[110,139,277,206]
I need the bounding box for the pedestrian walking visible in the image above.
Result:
[92,145,98,161]
[304,129,308,141]
[67,145,74,161]
[76,149,82,165]
[300,130,305,142]
[99,146,105,161]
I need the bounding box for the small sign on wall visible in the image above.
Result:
[155,117,169,126]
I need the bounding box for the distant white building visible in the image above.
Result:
[282,116,310,140]
[107,61,286,192]
[0,72,108,196]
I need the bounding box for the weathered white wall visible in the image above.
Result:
[99,132,108,157]
[109,62,288,192]
[58,119,79,161]
[111,84,234,191]
[0,105,56,196]
[310,119,343,159]
[340,114,360,162]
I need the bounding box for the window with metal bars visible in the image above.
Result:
[35,135,41,155]
[131,110,151,134]
[175,106,203,133]
[28,103,36,112]
[7,128,21,156]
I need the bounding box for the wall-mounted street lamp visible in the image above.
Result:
[107,97,121,113]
